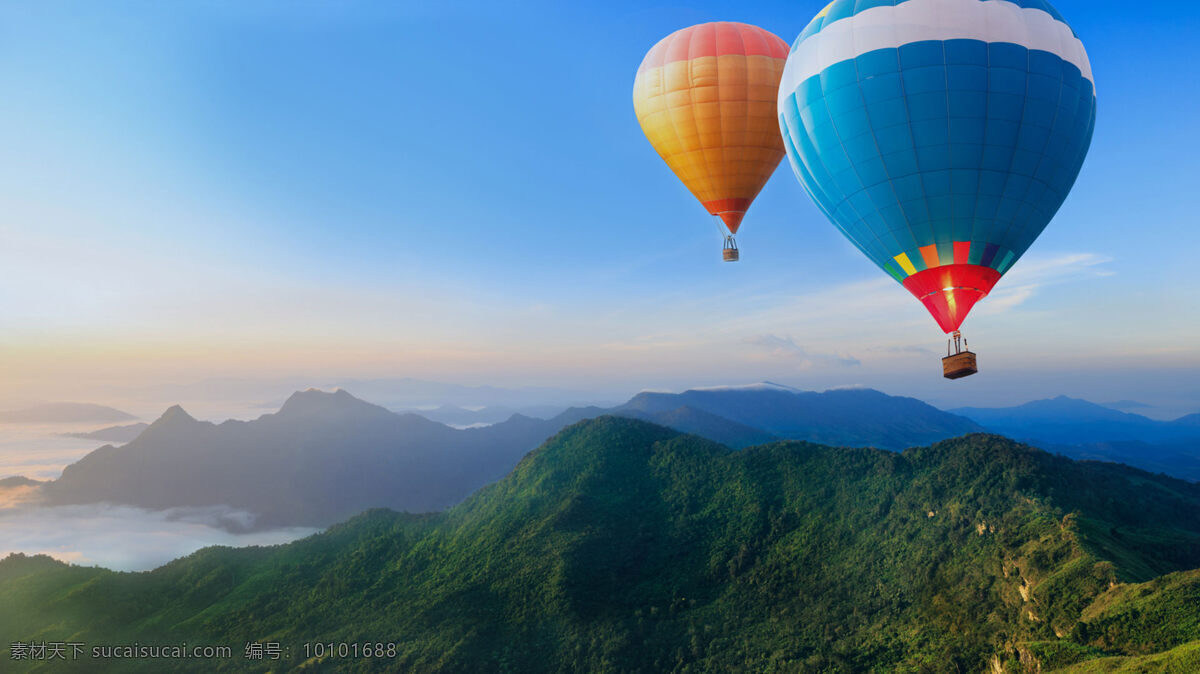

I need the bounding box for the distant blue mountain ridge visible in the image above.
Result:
[10,386,1197,532]
[21,385,984,529]
[949,395,1200,481]
[949,395,1200,445]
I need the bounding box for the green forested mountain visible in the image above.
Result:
[3,418,1200,672]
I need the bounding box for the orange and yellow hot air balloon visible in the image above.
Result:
[633,22,789,261]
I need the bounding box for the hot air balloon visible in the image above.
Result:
[633,22,790,261]
[777,0,1095,377]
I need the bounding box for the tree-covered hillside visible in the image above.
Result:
[3,418,1200,672]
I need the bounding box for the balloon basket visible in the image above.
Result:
[942,330,977,379]
[722,237,739,262]
[942,351,977,379]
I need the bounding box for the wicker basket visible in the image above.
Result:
[942,351,978,379]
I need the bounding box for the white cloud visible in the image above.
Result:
[1002,252,1112,283]
[739,277,914,331]
[864,344,939,357]
[977,252,1113,316]
[0,503,318,572]
[743,334,861,369]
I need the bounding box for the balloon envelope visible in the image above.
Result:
[634,22,789,235]
[778,0,1096,332]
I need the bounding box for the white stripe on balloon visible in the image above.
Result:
[778,0,1093,115]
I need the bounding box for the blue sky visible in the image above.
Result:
[0,0,1198,413]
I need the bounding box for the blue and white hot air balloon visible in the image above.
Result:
[777,0,1096,377]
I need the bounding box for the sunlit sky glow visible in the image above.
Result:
[1,0,1198,414]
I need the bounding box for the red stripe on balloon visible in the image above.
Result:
[702,197,753,234]
[953,241,971,265]
[701,197,753,214]
[901,264,1001,333]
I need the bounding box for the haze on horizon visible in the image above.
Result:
[1,1,1197,415]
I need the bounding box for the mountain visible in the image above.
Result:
[41,390,569,529]
[1101,399,1155,411]
[29,386,991,528]
[396,404,567,427]
[540,383,985,451]
[1052,440,1200,483]
[949,397,1200,481]
[949,396,1200,445]
[0,402,137,424]
[618,385,984,449]
[1175,412,1200,427]
[3,419,1199,672]
[137,376,605,412]
[0,476,44,489]
[61,422,150,443]
[318,377,601,409]
[615,404,777,449]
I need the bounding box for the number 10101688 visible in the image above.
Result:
[302,642,397,659]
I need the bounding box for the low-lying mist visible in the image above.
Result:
[0,501,319,572]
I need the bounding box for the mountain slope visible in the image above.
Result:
[41,389,565,529]
[395,404,567,427]
[1056,642,1200,673]
[1174,412,1200,427]
[4,419,1200,672]
[604,404,775,449]
[1052,440,1200,483]
[0,402,137,424]
[619,385,983,449]
[61,422,150,443]
[950,396,1200,445]
[35,386,982,527]
[950,396,1200,481]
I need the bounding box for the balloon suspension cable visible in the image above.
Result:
[722,234,739,262]
[711,214,729,238]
